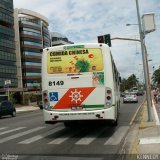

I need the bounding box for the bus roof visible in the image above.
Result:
[43,43,110,52]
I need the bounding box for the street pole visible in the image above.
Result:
[135,0,152,121]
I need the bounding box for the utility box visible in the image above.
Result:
[142,13,156,34]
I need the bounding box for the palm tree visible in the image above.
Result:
[127,74,138,89]
[152,69,160,86]
[120,74,139,92]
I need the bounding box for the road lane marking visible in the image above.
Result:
[0,127,26,136]
[152,100,160,125]
[139,136,160,144]
[19,126,65,144]
[48,129,81,144]
[104,126,129,145]
[0,127,45,143]
[0,127,7,131]
[75,128,105,145]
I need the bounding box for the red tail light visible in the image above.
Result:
[44,98,48,103]
[42,91,50,110]
[105,88,112,107]
[106,90,111,94]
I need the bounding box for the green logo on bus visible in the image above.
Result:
[64,45,85,50]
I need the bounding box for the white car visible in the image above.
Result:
[123,92,138,103]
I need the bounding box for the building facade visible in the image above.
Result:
[14,9,50,91]
[0,0,17,91]
[51,32,73,46]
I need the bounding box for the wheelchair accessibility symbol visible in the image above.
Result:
[49,92,58,101]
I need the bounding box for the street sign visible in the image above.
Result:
[142,13,156,34]
[4,80,11,85]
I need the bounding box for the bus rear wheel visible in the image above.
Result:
[111,118,118,126]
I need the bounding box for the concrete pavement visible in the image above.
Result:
[15,104,39,112]
[125,100,160,158]
[137,101,160,154]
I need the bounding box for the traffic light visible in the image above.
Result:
[97,35,104,43]
[104,34,111,47]
[97,34,111,47]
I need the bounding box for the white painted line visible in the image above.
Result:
[48,129,81,145]
[0,127,7,131]
[139,136,160,144]
[0,127,26,136]
[0,127,45,143]
[19,126,65,144]
[152,100,160,125]
[104,126,129,145]
[75,128,105,145]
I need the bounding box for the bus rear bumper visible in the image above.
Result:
[43,107,116,122]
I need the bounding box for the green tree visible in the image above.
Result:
[120,74,139,92]
[120,78,127,92]
[127,74,138,89]
[152,69,160,86]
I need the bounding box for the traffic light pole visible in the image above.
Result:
[109,2,152,122]
[111,36,152,122]
[111,37,140,42]
[135,0,152,122]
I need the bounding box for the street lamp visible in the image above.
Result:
[153,66,155,72]
[126,0,154,121]
[135,0,152,121]
[126,24,138,26]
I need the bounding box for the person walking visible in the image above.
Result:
[153,88,159,104]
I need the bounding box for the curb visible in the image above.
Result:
[118,99,146,156]
[16,106,39,113]
[123,99,159,156]
[128,100,146,155]
[139,104,156,129]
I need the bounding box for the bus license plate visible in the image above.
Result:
[71,105,83,110]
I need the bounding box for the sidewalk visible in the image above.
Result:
[127,100,160,157]
[15,104,39,112]
[137,101,160,154]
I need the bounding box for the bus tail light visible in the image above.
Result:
[43,90,50,110]
[105,88,112,107]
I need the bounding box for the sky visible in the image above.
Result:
[13,0,160,81]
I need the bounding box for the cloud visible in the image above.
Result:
[13,0,160,79]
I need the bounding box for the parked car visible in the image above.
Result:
[120,92,125,97]
[137,90,144,96]
[123,92,138,103]
[132,89,139,96]
[0,101,16,118]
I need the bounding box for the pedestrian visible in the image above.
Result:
[153,88,159,104]
[156,87,159,103]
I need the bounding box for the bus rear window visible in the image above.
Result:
[47,48,103,74]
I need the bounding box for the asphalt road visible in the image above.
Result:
[0,96,145,160]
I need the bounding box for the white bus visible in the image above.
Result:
[42,43,121,126]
